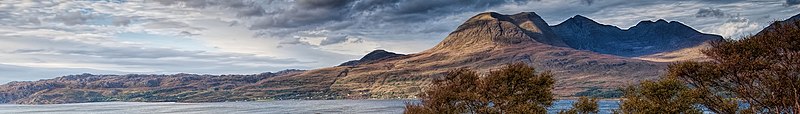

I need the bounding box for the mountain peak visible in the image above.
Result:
[427,12,566,52]
[569,15,594,22]
[553,15,606,28]
[360,50,400,61]
[339,50,404,66]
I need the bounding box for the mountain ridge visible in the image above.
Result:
[0,12,745,104]
[551,15,723,57]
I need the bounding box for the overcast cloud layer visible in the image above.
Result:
[0,0,798,83]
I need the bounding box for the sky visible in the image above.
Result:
[0,0,798,83]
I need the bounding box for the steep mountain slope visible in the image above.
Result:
[0,12,735,104]
[551,15,723,57]
[633,42,713,62]
[759,13,800,35]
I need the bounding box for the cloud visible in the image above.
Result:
[112,16,131,26]
[320,35,349,46]
[53,11,94,25]
[789,0,800,6]
[696,8,726,18]
[278,38,313,46]
[582,0,595,5]
[243,0,528,37]
[236,5,266,17]
[711,18,761,38]
[1,35,310,73]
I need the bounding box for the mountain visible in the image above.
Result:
[240,12,669,99]
[339,50,405,66]
[551,15,723,57]
[0,12,731,104]
[759,13,800,35]
[427,12,567,53]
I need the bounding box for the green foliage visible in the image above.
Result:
[559,97,599,114]
[669,20,800,113]
[574,87,623,98]
[404,63,555,114]
[617,77,702,114]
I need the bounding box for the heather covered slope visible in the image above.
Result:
[0,70,304,104]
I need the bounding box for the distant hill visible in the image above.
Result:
[339,50,405,66]
[0,12,739,104]
[551,15,722,57]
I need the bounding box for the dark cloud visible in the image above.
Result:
[696,8,726,18]
[53,11,93,25]
[295,0,353,9]
[27,18,41,25]
[112,16,131,26]
[250,0,355,29]
[148,0,265,17]
[236,5,266,17]
[582,0,595,5]
[247,0,527,36]
[145,0,528,38]
[789,0,800,5]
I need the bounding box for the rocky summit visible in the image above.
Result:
[0,12,735,104]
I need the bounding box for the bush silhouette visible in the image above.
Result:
[404,63,554,114]
[616,77,702,114]
[612,18,800,114]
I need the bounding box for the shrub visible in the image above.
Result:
[616,77,702,114]
[404,63,555,114]
[670,20,800,113]
[559,97,599,114]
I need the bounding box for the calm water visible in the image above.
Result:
[0,100,621,114]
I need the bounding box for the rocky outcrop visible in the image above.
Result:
[428,12,566,53]
[551,15,723,57]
